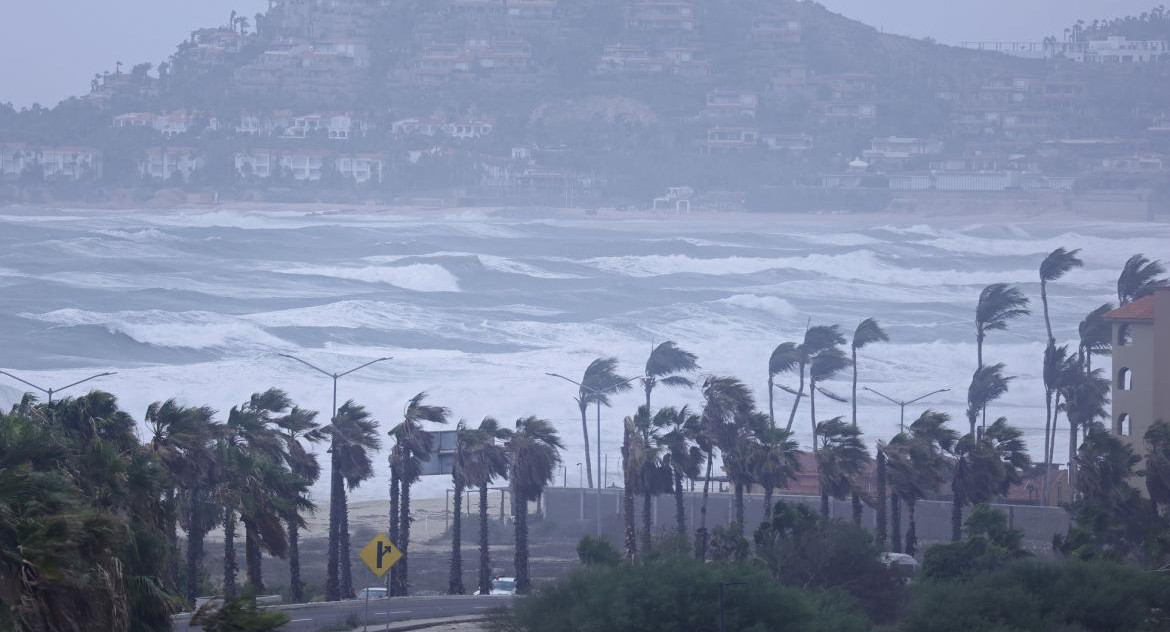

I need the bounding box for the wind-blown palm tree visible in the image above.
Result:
[1078,303,1114,371]
[815,417,871,519]
[751,426,801,522]
[628,407,672,552]
[1117,254,1167,304]
[950,418,1030,540]
[641,341,699,414]
[1043,345,1078,489]
[694,376,755,560]
[975,283,1031,369]
[573,358,631,489]
[462,418,511,596]
[808,346,850,450]
[895,411,957,555]
[883,435,911,553]
[509,416,563,594]
[1039,248,1082,493]
[966,363,1013,437]
[146,399,220,604]
[656,406,703,538]
[721,410,768,530]
[390,393,449,596]
[1059,361,1110,493]
[449,421,472,595]
[273,402,322,604]
[851,319,889,430]
[324,401,381,601]
[782,326,847,432]
[768,342,800,426]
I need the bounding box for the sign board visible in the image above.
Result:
[359,534,403,577]
[418,430,458,476]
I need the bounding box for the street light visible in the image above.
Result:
[719,581,747,632]
[863,387,950,432]
[546,371,640,537]
[278,354,392,422]
[0,369,117,404]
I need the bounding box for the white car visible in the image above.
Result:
[879,552,919,580]
[489,577,517,596]
[357,587,389,600]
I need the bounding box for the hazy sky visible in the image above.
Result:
[0,0,1155,107]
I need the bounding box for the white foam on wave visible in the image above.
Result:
[920,230,1170,270]
[280,264,461,292]
[717,294,799,318]
[94,228,177,242]
[792,232,883,247]
[366,252,582,279]
[588,250,1052,286]
[28,308,290,350]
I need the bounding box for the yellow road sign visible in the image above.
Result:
[359,534,403,577]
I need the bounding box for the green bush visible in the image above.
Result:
[496,555,868,632]
[577,536,622,567]
[189,591,289,632]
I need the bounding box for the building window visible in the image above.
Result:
[1118,368,1133,391]
[1118,324,1133,346]
[1117,414,1131,436]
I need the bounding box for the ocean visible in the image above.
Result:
[0,206,1161,503]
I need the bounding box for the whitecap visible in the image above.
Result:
[27,308,289,350]
[279,264,461,292]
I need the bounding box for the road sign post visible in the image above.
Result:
[360,534,402,632]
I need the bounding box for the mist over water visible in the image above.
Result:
[0,207,1161,504]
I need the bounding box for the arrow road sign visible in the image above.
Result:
[359,534,403,578]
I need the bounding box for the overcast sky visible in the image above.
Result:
[0,0,1155,107]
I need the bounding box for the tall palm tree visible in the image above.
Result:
[656,406,703,538]
[274,403,322,604]
[808,346,850,451]
[783,325,847,433]
[875,446,888,549]
[628,407,672,552]
[1078,303,1114,371]
[975,283,1031,369]
[463,418,511,596]
[387,443,402,595]
[390,393,449,596]
[851,319,889,430]
[768,342,800,426]
[694,376,755,560]
[146,399,220,604]
[508,416,563,594]
[883,434,911,553]
[324,401,381,601]
[966,363,1013,437]
[751,426,801,522]
[950,418,1030,541]
[1039,248,1082,495]
[895,411,957,555]
[1059,361,1110,494]
[815,417,871,519]
[641,341,699,414]
[574,358,632,489]
[449,420,473,595]
[1117,254,1167,304]
[721,410,768,530]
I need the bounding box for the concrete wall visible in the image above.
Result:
[541,487,1070,553]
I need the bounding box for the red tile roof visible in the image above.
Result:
[1104,295,1155,321]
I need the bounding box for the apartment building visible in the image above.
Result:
[1106,288,1170,454]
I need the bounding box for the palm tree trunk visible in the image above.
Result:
[622,424,637,560]
[339,486,353,599]
[875,450,887,549]
[905,499,918,556]
[1042,282,1053,343]
[185,486,204,607]
[397,481,412,596]
[734,483,745,527]
[851,492,863,527]
[166,488,179,589]
[1068,422,1079,497]
[696,451,713,561]
[890,494,902,553]
[1042,386,1054,503]
[289,518,304,603]
[809,383,818,452]
[449,478,464,595]
[478,485,491,596]
[785,364,805,432]
[951,480,963,542]
[579,403,594,489]
[851,348,858,427]
[514,488,531,594]
[388,465,399,595]
[967,409,978,440]
[763,486,774,525]
[768,375,775,427]
[326,448,342,601]
[641,491,653,553]
[674,468,687,538]
[820,491,830,518]
[223,508,237,601]
[245,521,264,591]
[977,333,984,370]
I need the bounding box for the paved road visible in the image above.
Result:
[176,595,513,632]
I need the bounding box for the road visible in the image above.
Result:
[175,595,513,632]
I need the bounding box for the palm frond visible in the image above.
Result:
[976,283,1031,334]
[769,342,801,376]
[1040,247,1083,283]
[1118,254,1168,304]
[645,341,700,379]
[852,318,889,350]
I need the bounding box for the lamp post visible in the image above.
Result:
[278,354,392,423]
[546,372,639,537]
[863,387,950,432]
[0,369,117,404]
[719,581,746,632]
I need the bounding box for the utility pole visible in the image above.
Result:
[0,369,117,404]
[863,387,950,432]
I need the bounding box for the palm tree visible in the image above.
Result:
[628,407,672,552]
[808,346,850,451]
[895,411,957,555]
[950,418,1030,540]
[1078,304,1114,371]
[721,410,768,530]
[851,319,889,430]
[449,421,473,595]
[390,393,449,596]
[324,401,381,601]
[273,403,322,604]
[573,358,631,489]
[1117,254,1167,304]
[508,417,563,594]
[751,426,801,523]
[462,418,511,596]
[966,363,1013,437]
[656,406,703,538]
[782,326,847,433]
[1059,362,1110,493]
[146,399,220,604]
[875,446,888,549]
[883,435,911,553]
[641,341,699,414]
[975,283,1031,369]
[694,376,755,560]
[1040,248,1082,495]
[815,417,871,519]
[768,342,800,426]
